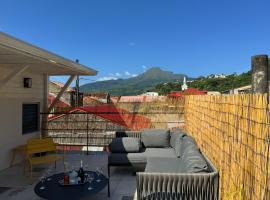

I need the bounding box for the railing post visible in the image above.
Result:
[87,113,89,155]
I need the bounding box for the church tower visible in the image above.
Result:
[181,76,188,91]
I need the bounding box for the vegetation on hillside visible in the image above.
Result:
[152,71,252,95]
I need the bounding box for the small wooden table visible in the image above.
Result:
[10,144,27,167]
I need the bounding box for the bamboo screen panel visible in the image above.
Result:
[184,94,270,200]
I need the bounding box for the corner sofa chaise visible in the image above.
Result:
[108,129,219,200]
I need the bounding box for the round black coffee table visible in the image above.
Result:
[34,171,109,200]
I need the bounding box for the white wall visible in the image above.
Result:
[0,67,45,171]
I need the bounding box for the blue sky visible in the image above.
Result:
[1,0,270,85]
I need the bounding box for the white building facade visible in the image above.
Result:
[0,32,97,170]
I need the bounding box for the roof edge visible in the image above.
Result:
[0,32,98,76]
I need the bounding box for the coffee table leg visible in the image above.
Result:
[108,178,110,197]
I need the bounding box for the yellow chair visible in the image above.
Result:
[26,138,64,176]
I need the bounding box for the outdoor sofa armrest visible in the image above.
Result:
[136,171,219,200]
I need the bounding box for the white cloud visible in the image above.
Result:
[142,65,147,69]
[96,77,118,81]
[125,71,131,76]
[129,42,135,46]
[131,74,138,77]
[115,73,121,77]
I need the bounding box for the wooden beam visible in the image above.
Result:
[0,65,29,88]
[48,75,76,113]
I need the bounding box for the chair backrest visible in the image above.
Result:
[26,138,56,155]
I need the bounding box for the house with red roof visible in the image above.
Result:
[49,104,151,131]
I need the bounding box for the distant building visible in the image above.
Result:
[228,85,252,94]
[181,76,188,91]
[49,104,151,131]
[49,81,83,107]
[207,91,221,95]
[111,96,166,103]
[208,74,227,79]
[140,92,159,96]
[168,88,207,98]
[83,92,111,105]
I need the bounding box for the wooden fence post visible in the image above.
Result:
[251,55,268,94]
[252,55,270,199]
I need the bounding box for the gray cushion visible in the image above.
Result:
[145,148,176,158]
[170,129,186,148]
[170,129,187,157]
[108,151,146,165]
[174,134,183,158]
[145,157,180,173]
[109,137,141,153]
[181,145,209,173]
[180,136,198,157]
[142,129,170,148]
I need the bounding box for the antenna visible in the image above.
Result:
[76,59,80,107]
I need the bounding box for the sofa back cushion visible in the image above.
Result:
[180,136,198,155]
[181,138,209,173]
[170,129,186,148]
[109,137,141,153]
[174,134,183,157]
[141,129,170,148]
[170,129,187,157]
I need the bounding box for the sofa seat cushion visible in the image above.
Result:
[142,129,170,148]
[108,151,147,165]
[109,137,141,153]
[145,148,176,158]
[145,157,182,173]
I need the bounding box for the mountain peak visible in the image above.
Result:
[80,67,189,95]
[145,67,162,72]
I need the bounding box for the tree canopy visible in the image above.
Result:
[152,71,252,95]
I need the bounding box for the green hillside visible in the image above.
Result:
[80,67,191,95]
[152,61,270,95]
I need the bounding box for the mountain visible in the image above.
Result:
[80,67,190,96]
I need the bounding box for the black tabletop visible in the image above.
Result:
[34,171,108,200]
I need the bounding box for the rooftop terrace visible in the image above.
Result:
[0,151,137,200]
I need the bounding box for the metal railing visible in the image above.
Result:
[41,111,184,153]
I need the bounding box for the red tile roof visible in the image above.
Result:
[48,93,70,108]
[50,81,75,92]
[49,104,151,131]
[111,96,166,103]
[168,88,207,98]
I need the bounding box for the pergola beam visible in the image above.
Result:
[48,75,76,113]
[0,65,29,89]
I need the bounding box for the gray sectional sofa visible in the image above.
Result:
[108,129,219,200]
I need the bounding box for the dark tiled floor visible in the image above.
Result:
[0,151,137,200]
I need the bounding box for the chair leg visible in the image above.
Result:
[108,178,110,197]
[108,165,110,197]
[9,150,16,167]
[30,164,32,177]
[108,165,110,177]
[23,160,28,175]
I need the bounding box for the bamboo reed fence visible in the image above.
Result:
[116,98,185,128]
[184,94,270,200]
